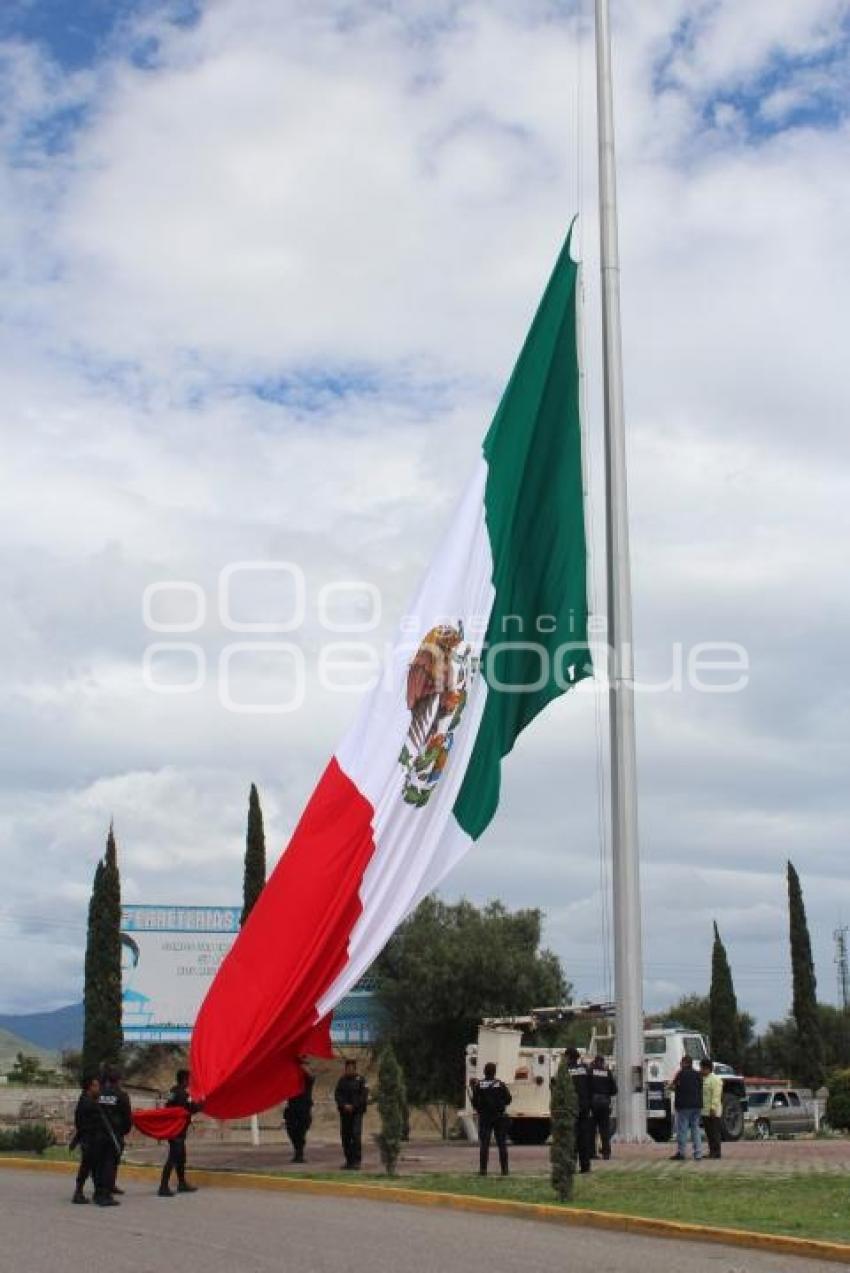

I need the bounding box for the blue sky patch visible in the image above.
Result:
[0,0,200,72]
[704,36,850,140]
[654,6,850,143]
[17,101,90,159]
[241,366,468,420]
[251,370,384,411]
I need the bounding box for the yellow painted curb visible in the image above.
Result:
[0,1156,159,1182]
[2,1156,849,1265]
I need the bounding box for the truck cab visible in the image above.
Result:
[464,1010,747,1145]
[588,1023,747,1142]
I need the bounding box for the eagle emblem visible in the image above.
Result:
[399,621,476,808]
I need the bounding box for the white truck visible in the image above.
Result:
[464,1005,747,1144]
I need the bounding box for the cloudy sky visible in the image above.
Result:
[1,0,849,1030]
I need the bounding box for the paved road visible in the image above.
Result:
[0,1168,844,1273]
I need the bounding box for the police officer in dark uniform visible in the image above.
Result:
[71,1073,101,1203]
[565,1048,593,1174]
[470,1061,512,1177]
[283,1057,315,1163]
[94,1067,132,1206]
[158,1069,202,1196]
[589,1053,617,1160]
[334,1059,368,1170]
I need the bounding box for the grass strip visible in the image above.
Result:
[234,1167,850,1245]
[4,1151,850,1245]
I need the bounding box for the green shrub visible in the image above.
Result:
[376,1045,406,1177]
[6,1052,56,1085]
[550,1058,578,1201]
[826,1069,850,1131]
[0,1123,56,1154]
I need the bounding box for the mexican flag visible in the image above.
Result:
[133,1107,191,1141]
[191,230,592,1117]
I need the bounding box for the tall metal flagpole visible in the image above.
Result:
[594,0,646,1140]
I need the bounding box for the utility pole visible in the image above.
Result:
[835,926,849,1011]
[594,0,646,1140]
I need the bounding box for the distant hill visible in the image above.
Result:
[0,1027,58,1072]
[0,1002,83,1052]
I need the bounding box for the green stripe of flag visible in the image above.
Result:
[453,230,592,840]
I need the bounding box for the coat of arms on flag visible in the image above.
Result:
[399,622,477,807]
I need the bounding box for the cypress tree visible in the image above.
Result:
[550,1056,578,1201]
[241,783,267,927]
[709,921,742,1070]
[787,860,825,1090]
[376,1045,407,1176]
[82,823,123,1074]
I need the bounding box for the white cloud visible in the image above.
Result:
[0,0,849,1029]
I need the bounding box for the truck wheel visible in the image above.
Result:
[648,1116,672,1142]
[720,1094,744,1142]
[753,1118,770,1140]
[508,1118,551,1145]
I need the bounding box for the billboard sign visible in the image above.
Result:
[121,905,240,1042]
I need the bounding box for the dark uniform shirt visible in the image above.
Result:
[165,1083,201,1141]
[334,1074,368,1114]
[73,1092,100,1146]
[97,1083,132,1142]
[671,1066,702,1111]
[590,1064,617,1106]
[472,1078,512,1121]
[567,1063,593,1114]
[285,1073,315,1122]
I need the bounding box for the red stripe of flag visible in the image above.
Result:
[190,758,376,1118]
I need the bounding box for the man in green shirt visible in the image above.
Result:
[700,1059,724,1159]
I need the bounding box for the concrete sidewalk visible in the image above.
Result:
[124,1131,850,1177]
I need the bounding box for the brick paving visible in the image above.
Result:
[124,1131,850,1178]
